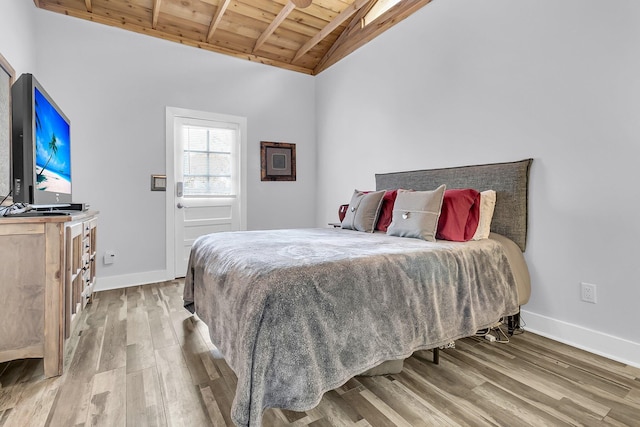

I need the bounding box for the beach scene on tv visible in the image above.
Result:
[34,87,71,194]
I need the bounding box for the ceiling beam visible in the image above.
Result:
[206,0,232,42]
[253,2,296,53]
[152,0,161,28]
[32,0,40,7]
[315,0,372,70]
[292,0,370,64]
[85,0,92,13]
[315,0,432,74]
[36,2,314,75]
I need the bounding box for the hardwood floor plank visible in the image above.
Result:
[0,408,13,426]
[0,367,24,410]
[0,377,59,427]
[211,352,239,392]
[358,375,446,426]
[261,407,291,427]
[144,285,178,350]
[308,418,336,427]
[467,339,640,419]
[126,288,155,374]
[606,403,640,427]
[507,334,640,392]
[454,339,613,416]
[445,343,606,425]
[126,366,167,427]
[339,387,395,427]
[514,332,639,381]
[154,345,211,425]
[394,362,499,427]
[2,280,640,426]
[200,383,229,426]
[278,408,309,423]
[496,338,633,399]
[207,377,236,426]
[359,389,413,427]
[87,366,126,426]
[404,358,503,426]
[306,395,360,427]
[47,379,94,426]
[336,377,365,395]
[390,379,470,425]
[602,416,634,427]
[45,322,105,426]
[411,359,536,426]
[170,308,219,386]
[323,389,364,423]
[626,387,640,403]
[471,381,572,426]
[0,360,35,388]
[97,291,127,373]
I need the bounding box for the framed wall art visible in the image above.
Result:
[260,141,296,181]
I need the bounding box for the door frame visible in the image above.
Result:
[165,106,247,279]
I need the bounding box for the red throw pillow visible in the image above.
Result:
[436,189,481,241]
[375,190,398,232]
[338,204,349,222]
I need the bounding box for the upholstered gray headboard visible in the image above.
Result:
[376,159,533,251]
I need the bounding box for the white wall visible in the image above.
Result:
[0,0,36,75]
[316,0,640,366]
[29,8,316,286]
[0,0,37,196]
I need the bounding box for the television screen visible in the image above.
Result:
[11,73,72,206]
[34,87,71,195]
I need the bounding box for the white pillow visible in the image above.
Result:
[472,190,496,240]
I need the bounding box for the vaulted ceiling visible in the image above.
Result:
[33,0,432,75]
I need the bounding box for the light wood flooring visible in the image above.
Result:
[1,280,639,426]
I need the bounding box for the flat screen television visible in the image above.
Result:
[11,73,71,207]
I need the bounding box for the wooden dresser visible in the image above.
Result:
[0,211,98,377]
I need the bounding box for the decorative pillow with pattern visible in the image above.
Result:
[387,185,446,241]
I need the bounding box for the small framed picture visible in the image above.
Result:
[260,141,296,181]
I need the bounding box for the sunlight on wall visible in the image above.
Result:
[362,0,402,27]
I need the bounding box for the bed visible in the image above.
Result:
[183,158,533,427]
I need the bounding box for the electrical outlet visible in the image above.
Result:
[581,282,597,303]
[104,250,116,265]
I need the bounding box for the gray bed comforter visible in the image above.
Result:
[183,228,519,426]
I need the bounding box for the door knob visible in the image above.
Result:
[177,203,185,209]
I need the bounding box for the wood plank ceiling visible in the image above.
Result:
[33,0,433,75]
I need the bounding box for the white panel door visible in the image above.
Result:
[170,113,245,277]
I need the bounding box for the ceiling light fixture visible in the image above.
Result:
[291,0,312,8]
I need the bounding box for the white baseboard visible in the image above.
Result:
[95,270,172,292]
[521,309,640,368]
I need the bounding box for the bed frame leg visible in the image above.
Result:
[506,309,521,335]
[432,347,439,364]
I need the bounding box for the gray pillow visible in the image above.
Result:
[341,190,385,233]
[387,185,446,241]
